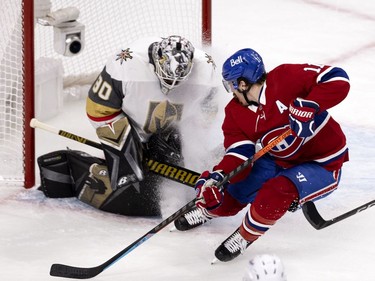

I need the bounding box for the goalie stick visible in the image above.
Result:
[302,199,375,230]
[48,128,292,279]
[30,118,199,188]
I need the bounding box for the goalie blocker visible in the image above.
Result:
[37,117,182,216]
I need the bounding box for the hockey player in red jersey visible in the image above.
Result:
[174,48,350,262]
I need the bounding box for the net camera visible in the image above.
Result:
[36,6,85,57]
[53,21,85,56]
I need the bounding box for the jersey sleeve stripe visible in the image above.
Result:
[225,140,256,152]
[317,66,350,84]
[226,152,249,161]
[225,141,255,160]
[313,145,348,164]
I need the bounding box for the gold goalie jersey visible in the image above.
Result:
[86,36,219,142]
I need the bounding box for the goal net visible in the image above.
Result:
[0,0,211,188]
[0,0,32,187]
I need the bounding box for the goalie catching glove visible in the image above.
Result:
[195,170,226,211]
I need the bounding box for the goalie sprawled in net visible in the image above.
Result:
[38,35,219,216]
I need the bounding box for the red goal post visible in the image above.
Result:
[0,0,212,188]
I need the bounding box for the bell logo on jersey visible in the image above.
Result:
[230,56,243,67]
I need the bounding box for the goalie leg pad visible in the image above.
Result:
[99,172,162,216]
[38,150,105,198]
[38,150,75,198]
[78,163,112,209]
[38,149,161,216]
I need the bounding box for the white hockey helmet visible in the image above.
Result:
[152,35,194,94]
[243,254,287,281]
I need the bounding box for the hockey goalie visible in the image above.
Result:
[37,35,219,217]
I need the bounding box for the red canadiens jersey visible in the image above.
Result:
[214,63,350,183]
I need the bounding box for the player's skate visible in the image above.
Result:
[174,207,211,231]
[214,228,252,262]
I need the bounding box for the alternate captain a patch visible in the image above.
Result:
[144,100,183,134]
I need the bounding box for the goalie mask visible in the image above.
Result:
[152,35,194,94]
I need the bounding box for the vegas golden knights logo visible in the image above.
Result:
[144,100,183,134]
[116,48,133,65]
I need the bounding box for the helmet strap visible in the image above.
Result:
[239,86,259,106]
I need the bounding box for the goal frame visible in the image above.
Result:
[21,0,211,188]
[24,0,36,188]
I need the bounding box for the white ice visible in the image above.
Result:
[1,0,375,280]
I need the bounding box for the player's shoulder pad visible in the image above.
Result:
[193,49,217,70]
[266,63,307,82]
[187,48,218,85]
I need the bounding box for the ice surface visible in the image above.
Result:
[1,0,375,280]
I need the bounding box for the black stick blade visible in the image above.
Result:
[302,201,327,230]
[303,199,375,230]
[50,264,104,279]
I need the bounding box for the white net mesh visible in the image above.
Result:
[0,0,24,184]
[0,0,207,186]
[35,0,204,87]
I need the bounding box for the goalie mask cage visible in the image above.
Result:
[0,0,211,188]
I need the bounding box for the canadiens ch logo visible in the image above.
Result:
[261,126,303,158]
[116,48,133,64]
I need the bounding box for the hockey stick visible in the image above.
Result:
[302,199,375,230]
[30,118,199,187]
[48,128,292,279]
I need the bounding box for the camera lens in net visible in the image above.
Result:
[66,35,82,55]
[69,40,82,54]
